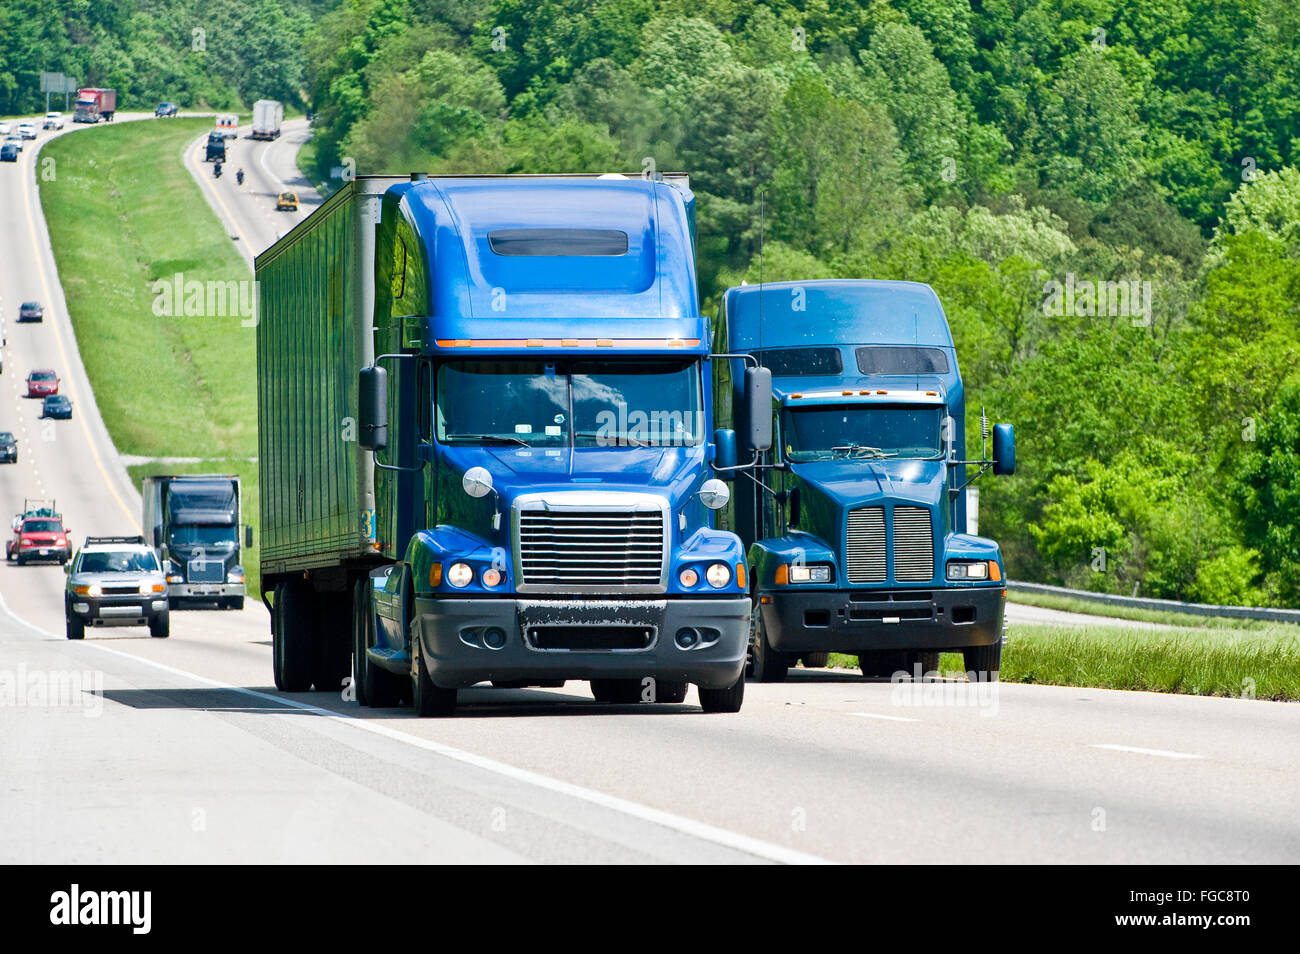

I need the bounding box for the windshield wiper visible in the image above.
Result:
[445,434,531,446]
[831,444,897,460]
[574,430,653,447]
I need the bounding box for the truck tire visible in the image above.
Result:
[352,579,404,707]
[749,598,789,682]
[273,581,313,692]
[698,674,744,713]
[801,652,830,669]
[312,591,351,692]
[589,678,643,704]
[859,650,939,679]
[411,637,456,716]
[963,638,1003,680]
[224,597,245,611]
[66,613,84,640]
[149,613,170,638]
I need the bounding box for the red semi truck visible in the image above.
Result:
[73,88,116,123]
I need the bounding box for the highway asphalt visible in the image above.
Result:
[0,114,1296,864]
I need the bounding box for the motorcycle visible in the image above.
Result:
[236,169,244,186]
[213,162,223,179]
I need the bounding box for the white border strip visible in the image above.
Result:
[1089,744,1204,760]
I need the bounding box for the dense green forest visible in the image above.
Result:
[8,1,1300,606]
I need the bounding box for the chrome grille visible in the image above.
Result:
[518,509,665,588]
[845,507,886,583]
[893,506,935,581]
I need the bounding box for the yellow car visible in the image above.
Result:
[276,191,299,211]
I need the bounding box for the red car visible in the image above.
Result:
[7,516,70,565]
[26,369,59,397]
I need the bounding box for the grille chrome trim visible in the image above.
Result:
[845,507,886,583]
[513,492,669,594]
[892,506,935,582]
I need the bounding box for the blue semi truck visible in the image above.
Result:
[257,174,767,715]
[713,279,1015,681]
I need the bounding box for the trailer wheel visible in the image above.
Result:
[411,638,457,716]
[311,591,351,692]
[801,652,830,669]
[273,581,313,692]
[698,674,744,713]
[749,597,789,682]
[962,638,1002,681]
[352,579,404,707]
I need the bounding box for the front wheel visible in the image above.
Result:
[801,652,830,669]
[963,638,1003,680]
[149,613,170,638]
[698,675,744,713]
[750,597,789,682]
[589,678,643,704]
[352,578,404,707]
[651,678,688,703]
[411,639,457,716]
[66,613,84,640]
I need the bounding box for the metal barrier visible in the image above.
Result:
[1006,580,1300,625]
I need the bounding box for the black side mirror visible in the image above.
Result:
[358,366,388,451]
[152,526,161,547]
[744,366,772,454]
[245,525,254,549]
[788,486,801,529]
[992,423,1016,476]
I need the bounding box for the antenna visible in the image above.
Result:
[758,189,765,354]
[980,406,990,459]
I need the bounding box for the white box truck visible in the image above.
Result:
[251,100,283,141]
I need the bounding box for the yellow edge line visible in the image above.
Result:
[24,130,140,531]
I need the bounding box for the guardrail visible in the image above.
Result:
[1006,580,1300,625]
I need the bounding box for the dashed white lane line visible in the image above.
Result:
[0,593,833,866]
[850,712,920,723]
[1089,744,1205,760]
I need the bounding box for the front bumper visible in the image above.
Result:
[18,545,69,562]
[70,596,169,627]
[762,586,1005,653]
[168,582,244,600]
[413,595,750,689]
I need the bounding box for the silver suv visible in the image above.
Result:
[65,536,169,639]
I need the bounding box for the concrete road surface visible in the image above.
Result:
[1,114,1296,864]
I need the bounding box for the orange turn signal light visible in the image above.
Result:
[429,562,443,587]
[774,564,788,585]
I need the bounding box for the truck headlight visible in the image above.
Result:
[446,562,473,587]
[788,564,832,583]
[138,583,153,595]
[946,561,991,581]
[705,563,731,588]
[166,574,183,583]
[227,571,245,584]
[481,567,502,588]
[678,568,699,588]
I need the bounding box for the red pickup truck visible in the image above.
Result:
[7,515,71,565]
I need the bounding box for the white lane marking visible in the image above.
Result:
[850,712,919,723]
[0,598,832,865]
[1089,744,1205,760]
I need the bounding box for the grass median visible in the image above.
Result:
[829,621,1300,700]
[39,118,261,587]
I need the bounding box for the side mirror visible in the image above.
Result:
[462,466,494,499]
[697,478,730,510]
[788,486,801,529]
[992,423,1016,476]
[245,525,254,549]
[153,526,161,548]
[358,366,388,451]
[63,561,71,575]
[713,428,737,472]
[744,366,772,454]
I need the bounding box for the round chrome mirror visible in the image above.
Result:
[698,478,730,510]
[462,466,494,499]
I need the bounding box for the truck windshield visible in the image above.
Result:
[437,359,702,448]
[169,526,237,547]
[784,405,943,461]
[22,520,63,533]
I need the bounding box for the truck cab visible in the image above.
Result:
[205,132,226,163]
[143,475,250,609]
[715,280,1015,681]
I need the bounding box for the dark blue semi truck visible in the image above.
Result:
[713,279,1015,681]
[257,174,766,715]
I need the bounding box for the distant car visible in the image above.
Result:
[41,395,73,419]
[65,536,170,639]
[43,112,64,130]
[9,515,70,566]
[0,143,16,163]
[17,122,36,140]
[0,432,16,463]
[3,135,22,153]
[18,301,43,322]
[0,121,10,135]
[276,191,299,211]
[155,102,179,118]
[26,369,59,397]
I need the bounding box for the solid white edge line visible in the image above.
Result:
[1089,744,1205,760]
[850,712,919,723]
[0,594,832,866]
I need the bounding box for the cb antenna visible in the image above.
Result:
[980,406,990,459]
[758,189,765,354]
